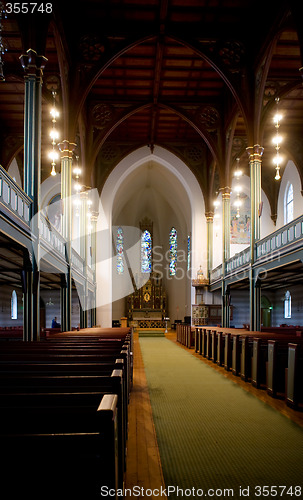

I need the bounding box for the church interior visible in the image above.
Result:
[0,0,302,498]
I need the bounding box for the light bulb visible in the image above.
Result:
[234,170,243,179]
[73,167,82,178]
[274,113,282,124]
[50,129,59,141]
[48,150,59,161]
[50,108,59,119]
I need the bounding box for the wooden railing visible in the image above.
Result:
[0,165,31,226]
[255,214,303,262]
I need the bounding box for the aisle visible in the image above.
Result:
[139,336,303,499]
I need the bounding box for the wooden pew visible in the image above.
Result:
[0,369,127,473]
[177,323,195,348]
[0,392,120,499]
[0,328,133,494]
[286,343,303,409]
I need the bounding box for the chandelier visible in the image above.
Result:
[233,157,243,218]
[273,97,282,181]
[49,91,60,176]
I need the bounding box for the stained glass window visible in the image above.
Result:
[169,227,177,276]
[116,227,124,274]
[187,235,191,271]
[141,230,152,273]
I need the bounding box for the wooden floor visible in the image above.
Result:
[125,331,166,498]
[125,329,303,496]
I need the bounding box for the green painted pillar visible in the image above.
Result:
[59,140,76,332]
[247,145,264,331]
[90,211,98,327]
[79,190,88,328]
[20,49,47,341]
[205,211,214,279]
[221,187,231,327]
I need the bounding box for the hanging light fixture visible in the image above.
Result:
[46,297,54,306]
[49,91,60,176]
[0,2,7,82]
[234,157,242,218]
[73,155,82,179]
[273,97,282,181]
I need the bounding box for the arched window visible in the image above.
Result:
[187,235,191,272]
[169,227,178,276]
[141,230,152,273]
[11,290,17,320]
[285,183,294,224]
[284,290,291,319]
[116,227,124,274]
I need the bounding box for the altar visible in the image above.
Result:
[127,272,167,328]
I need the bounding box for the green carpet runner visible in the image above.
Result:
[139,337,303,499]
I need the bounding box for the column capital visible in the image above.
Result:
[205,211,214,222]
[219,186,231,199]
[80,190,88,200]
[20,49,47,79]
[58,140,77,159]
[90,211,99,223]
[246,144,264,160]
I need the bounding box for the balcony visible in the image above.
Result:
[210,214,303,284]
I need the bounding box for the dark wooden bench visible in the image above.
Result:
[286,343,303,409]
[0,327,134,495]
[267,338,303,398]
[177,323,195,348]
[0,392,120,498]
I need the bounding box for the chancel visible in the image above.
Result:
[0,1,303,498]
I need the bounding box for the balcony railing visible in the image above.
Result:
[0,165,31,227]
[209,264,223,283]
[225,245,250,274]
[209,214,303,283]
[255,214,303,261]
[71,248,84,273]
[39,213,66,261]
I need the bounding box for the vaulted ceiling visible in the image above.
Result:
[0,0,303,220]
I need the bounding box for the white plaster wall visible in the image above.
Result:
[276,160,303,229]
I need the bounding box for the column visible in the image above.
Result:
[20,49,47,341]
[221,187,231,263]
[90,211,98,326]
[247,145,264,331]
[79,190,88,328]
[59,140,76,332]
[222,284,230,328]
[205,211,214,279]
[247,145,264,261]
[22,251,32,342]
[220,187,231,327]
